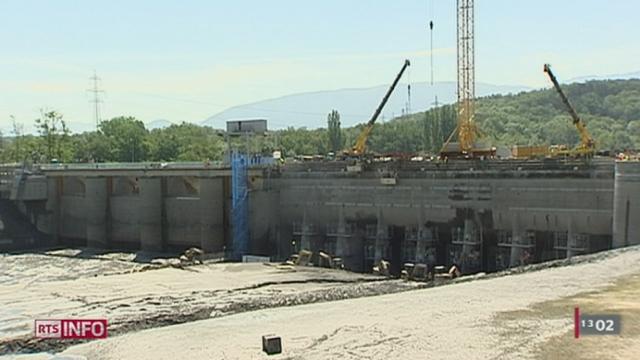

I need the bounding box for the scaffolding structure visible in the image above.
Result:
[231,151,249,259]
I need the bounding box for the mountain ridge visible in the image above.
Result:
[201,81,530,130]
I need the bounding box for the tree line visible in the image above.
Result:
[2,78,638,163]
[1,115,226,164]
[247,78,640,156]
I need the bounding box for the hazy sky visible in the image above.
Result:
[1,0,638,132]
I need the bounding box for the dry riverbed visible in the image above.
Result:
[2,246,640,359]
[0,249,420,355]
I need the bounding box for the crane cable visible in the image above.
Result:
[407,64,412,116]
[429,0,435,86]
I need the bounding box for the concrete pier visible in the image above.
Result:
[300,207,312,251]
[374,207,386,263]
[139,177,163,252]
[509,212,523,267]
[45,178,61,244]
[336,205,349,260]
[566,215,576,258]
[199,177,224,253]
[415,205,428,263]
[85,177,109,248]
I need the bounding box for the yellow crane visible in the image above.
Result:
[543,64,595,156]
[454,0,477,154]
[440,0,492,158]
[349,59,411,156]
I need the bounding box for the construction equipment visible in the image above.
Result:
[401,263,429,281]
[440,0,494,158]
[511,145,553,159]
[433,265,461,283]
[512,65,597,160]
[318,251,337,268]
[543,64,595,156]
[318,251,331,268]
[348,59,411,156]
[179,247,204,264]
[287,249,312,266]
[372,259,391,277]
[454,0,477,154]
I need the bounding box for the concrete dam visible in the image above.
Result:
[1,158,639,274]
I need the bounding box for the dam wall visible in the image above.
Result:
[13,166,231,253]
[252,159,618,272]
[2,159,637,273]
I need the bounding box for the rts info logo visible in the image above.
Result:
[34,319,108,339]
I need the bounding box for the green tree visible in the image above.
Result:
[0,77,636,165]
[34,110,71,162]
[431,105,456,152]
[327,110,342,153]
[71,132,112,162]
[10,116,22,162]
[628,120,640,146]
[147,122,224,161]
[147,128,180,161]
[99,116,149,162]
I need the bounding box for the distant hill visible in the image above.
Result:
[62,122,96,134]
[472,78,640,150]
[201,81,529,130]
[366,78,640,154]
[568,70,640,83]
[146,119,173,130]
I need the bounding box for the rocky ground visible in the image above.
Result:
[1,246,640,359]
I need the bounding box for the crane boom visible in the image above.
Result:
[351,59,411,155]
[543,64,595,151]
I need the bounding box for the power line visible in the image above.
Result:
[406,66,412,115]
[87,71,104,130]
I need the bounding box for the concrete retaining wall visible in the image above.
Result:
[110,196,139,244]
[165,197,203,247]
[613,161,640,248]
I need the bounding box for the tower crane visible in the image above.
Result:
[348,59,411,156]
[543,64,595,156]
[440,0,492,158]
[454,0,477,153]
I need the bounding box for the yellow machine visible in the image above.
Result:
[348,59,411,156]
[440,0,492,158]
[512,64,597,159]
[543,64,596,157]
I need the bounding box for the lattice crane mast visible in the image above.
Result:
[441,0,481,156]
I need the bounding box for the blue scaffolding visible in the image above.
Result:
[231,151,249,259]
